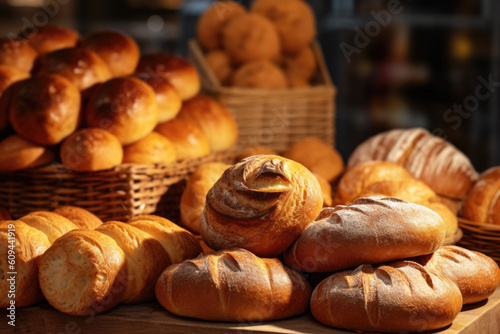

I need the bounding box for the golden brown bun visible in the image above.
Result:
[177,95,238,152]
[0,65,30,96]
[155,118,211,160]
[236,146,277,161]
[286,73,309,88]
[85,77,159,145]
[232,60,287,89]
[222,13,280,64]
[205,49,233,85]
[313,173,333,207]
[425,202,458,238]
[9,74,80,145]
[81,30,140,77]
[201,155,323,257]
[52,206,103,230]
[123,132,176,164]
[414,246,500,304]
[21,25,79,55]
[284,197,445,272]
[0,38,38,72]
[252,0,316,54]
[197,1,247,50]
[311,261,462,332]
[155,248,312,321]
[462,166,500,224]
[282,46,317,81]
[180,162,231,233]
[283,137,344,183]
[0,207,10,220]
[60,128,123,172]
[136,54,200,100]
[135,72,182,123]
[0,135,55,171]
[39,215,202,315]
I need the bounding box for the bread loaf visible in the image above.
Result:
[122,132,176,164]
[21,25,78,55]
[155,248,311,321]
[311,261,462,332]
[462,166,500,224]
[284,197,445,272]
[0,38,38,73]
[52,206,103,230]
[0,135,55,171]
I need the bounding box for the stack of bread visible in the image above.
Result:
[197,0,319,88]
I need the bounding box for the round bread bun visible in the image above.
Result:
[0,207,10,220]
[222,13,280,64]
[287,74,310,88]
[155,118,211,160]
[176,95,238,152]
[232,60,287,89]
[196,1,246,50]
[205,49,232,85]
[37,47,112,91]
[236,146,277,161]
[21,25,79,55]
[136,72,182,123]
[0,65,30,96]
[81,30,140,77]
[9,74,81,146]
[136,54,200,100]
[60,128,123,172]
[283,45,317,81]
[52,206,103,230]
[0,38,38,73]
[0,135,55,171]
[86,77,159,146]
[252,0,316,54]
[123,132,176,164]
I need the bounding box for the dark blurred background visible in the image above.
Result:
[0,0,499,172]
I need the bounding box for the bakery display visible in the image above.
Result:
[123,132,176,164]
[52,206,103,230]
[0,38,38,73]
[0,135,55,171]
[462,166,500,224]
[21,25,79,55]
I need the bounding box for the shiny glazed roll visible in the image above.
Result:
[0,38,38,73]
[21,25,79,55]
[122,132,176,164]
[0,135,55,171]
[0,65,30,96]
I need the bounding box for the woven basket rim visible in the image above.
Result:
[458,217,500,232]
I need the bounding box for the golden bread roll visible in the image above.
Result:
[222,13,280,64]
[232,60,287,89]
[39,215,202,315]
[0,38,38,73]
[205,49,233,85]
[123,132,176,164]
[236,146,277,161]
[311,261,462,332]
[462,166,500,224]
[86,77,159,145]
[201,155,323,257]
[52,206,103,230]
[177,95,238,152]
[8,74,80,145]
[155,118,211,160]
[313,173,333,207]
[0,207,10,220]
[136,53,200,100]
[286,73,310,88]
[252,0,316,54]
[425,202,458,239]
[81,30,140,77]
[60,128,123,172]
[21,25,79,55]
[180,162,230,233]
[0,65,30,97]
[196,1,246,50]
[436,195,461,215]
[156,248,312,322]
[0,135,55,171]
[282,45,317,81]
[284,197,445,272]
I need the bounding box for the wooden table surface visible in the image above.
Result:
[6,284,500,334]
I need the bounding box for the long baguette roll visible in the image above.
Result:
[39,215,202,315]
[155,248,311,321]
[284,197,445,272]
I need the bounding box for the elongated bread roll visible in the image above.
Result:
[52,206,103,230]
[462,166,500,224]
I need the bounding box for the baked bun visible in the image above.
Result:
[86,77,159,145]
[0,38,38,72]
[222,13,280,64]
[0,207,10,220]
[311,261,462,332]
[180,162,231,233]
[252,0,316,54]
[196,1,246,50]
[425,202,458,239]
[37,47,112,91]
[81,30,140,77]
[287,74,309,88]
[155,248,312,321]
[0,135,55,171]
[236,146,277,160]
[136,54,200,100]
[21,25,78,55]
[155,119,211,160]
[232,60,287,89]
[123,132,176,164]
[52,206,103,230]
[60,128,123,172]
[205,49,232,85]
[282,46,317,81]
[284,197,445,272]
[177,95,238,152]
[462,166,500,224]
[0,65,30,96]
[9,74,80,145]
[313,173,333,207]
[201,155,323,257]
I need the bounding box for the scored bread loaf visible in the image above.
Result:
[39,215,201,315]
[52,206,103,230]
[462,166,500,224]
[311,261,463,332]
[155,248,311,321]
[284,197,445,272]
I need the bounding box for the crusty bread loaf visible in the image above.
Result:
[0,135,55,171]
[462,166,500,224]
[123,132,176,164]
[284,197,445,272]
[311,261,463,332]
[155,248,311,321]
[0,38,38,73]
[0,207,10,220]
[201,155,323,257]
[21,25,78,55]
[52,206,103,230]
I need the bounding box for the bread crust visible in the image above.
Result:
[52,206,103,230]
[462,166,500,224]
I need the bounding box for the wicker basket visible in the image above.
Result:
[0,150,236,222]
[458,217,500,263]
[189,40,336,152]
